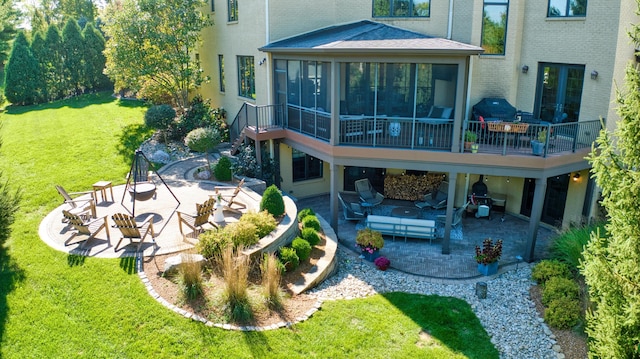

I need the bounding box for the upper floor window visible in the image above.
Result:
[218,55,225,92]
[548,0,586,17]
[211,0,214,12]
[373,0,430,18]
[228,0,238,21]
[481,0,508,55]
[237,56,255,99]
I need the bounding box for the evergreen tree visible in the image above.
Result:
[30,31,48,102]
[4,32,39,105]
[582,3,640,356]
[62,19,84,96]
[43,24,65,101]
[82,23,110,91]
[0,0,20,66]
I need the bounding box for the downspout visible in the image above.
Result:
[265,0,271,106]
[463,56,474,201]
[447,0,453,39]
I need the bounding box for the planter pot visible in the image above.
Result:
[464,141,474,151]
[471,144,479,153]
[531,140,545,156]
[377,265,388,271]
[478,262,499,276]
[362,250,380,262]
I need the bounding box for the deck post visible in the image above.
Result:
[441,172,458,255]
[524,178,547,262]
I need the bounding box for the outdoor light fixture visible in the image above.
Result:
[521,65,529,74]
[591,70,598,80]
[258,57,267,66]
[573,173,581,182]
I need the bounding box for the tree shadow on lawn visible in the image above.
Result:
[4,92,122,115]
[381,292,499,358]
[0,247,26,347]
[117,123,155,166]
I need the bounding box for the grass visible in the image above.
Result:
[0,92,498,358]
[551,223,606,271]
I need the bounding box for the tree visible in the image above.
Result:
[62,19,84,96]
[582,3,640,356]
[4,32,39,105]
[0,0,20,66]
[29,31,48,102]
[82,23,110,91]
[103,0,212,108]
[43,24,65,101]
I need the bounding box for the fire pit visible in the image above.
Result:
[128,183,156,201]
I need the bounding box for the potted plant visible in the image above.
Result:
[464,130,477,151]
[475,238,503,276]
[355,228,384,262]
[374,256,391,271]
[531,129,547,156]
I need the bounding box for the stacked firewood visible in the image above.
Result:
[383,174,444,200]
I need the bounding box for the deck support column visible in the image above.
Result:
[524,178,547,262]
[441,172,458,255]
[330,162,339,232]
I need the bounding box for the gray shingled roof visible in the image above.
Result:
[260,20,483,55]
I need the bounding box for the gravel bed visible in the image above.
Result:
[309,249,562,359]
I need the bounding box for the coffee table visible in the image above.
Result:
[391,206,420,219]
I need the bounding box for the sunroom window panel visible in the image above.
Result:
[287,61,301,106]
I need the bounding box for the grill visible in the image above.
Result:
[472,98,517,122]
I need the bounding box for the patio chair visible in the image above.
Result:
[56,185,97,219]
[111,213,156,252]
[436,201,469,227]
[177,198,218,240]
[354,178,384,207]
[415,181,449,210]
[215,178,247,214]
[62,210,110,248]
[338,192,365,221]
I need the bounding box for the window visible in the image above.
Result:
[292,149,322,182]
[228,0,238,21]
[211,0,214,12]
[218,55,225,92]
[373,0,430,17]
[481,0,508,55]
[237,56,254,99]
[548,0,586,17]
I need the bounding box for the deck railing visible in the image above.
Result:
[229,103,285,142]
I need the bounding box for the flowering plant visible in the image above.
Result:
[475,238,503,264]
[374,256,391,269]
[355,228,384,254]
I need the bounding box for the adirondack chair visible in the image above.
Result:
[111,213,156,252]
[56,185,97,219]
[177,198,218,240]
[215,178,247,214]
[62,210,110,248]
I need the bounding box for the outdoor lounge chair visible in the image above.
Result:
[415,181,449,210]
[338,192,365,221]
[56,185,97,219]
[111,213,156,252]
[354,178,384,207]
[177,198,218,240]
[436,201,469,227]
[62,209,110,248]
[215,178,247,214]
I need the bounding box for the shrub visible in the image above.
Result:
[260,253,283,308]
[175,95,228,141]
[531,260,571,285]
[219,245,251,322]
[239,210,277,238]
[301,215,321,232]
[144,104,176,130]
[260,184,285,217]
[214,156,233,181]
[297,208,315,223]
[184,127,221,153]
[544,297,581,329]
[301,227,320,246]
[292,237,312,261]
[196,229,230,259]
[225,221,259,247]
[177,252,203,301]
[279,247,299,271]
[542,276,580,306]
[551,223,604,271]
[232,143,279,186]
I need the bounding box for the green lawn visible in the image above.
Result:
[0,92,498,358]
